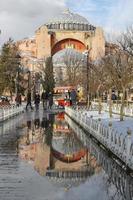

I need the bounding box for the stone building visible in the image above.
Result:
[17,8,105,86]
[35,8,105,60]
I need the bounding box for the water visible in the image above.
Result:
[0,109,132,200]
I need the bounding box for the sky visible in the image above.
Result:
[0,0,133,45]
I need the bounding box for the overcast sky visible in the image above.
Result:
[0,0,133,46]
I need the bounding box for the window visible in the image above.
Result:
[26,42,29,47]
[65,43,75,49]
[60,24,64,30]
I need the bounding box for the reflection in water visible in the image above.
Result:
[18,112,99,188]
[17,112,133,199]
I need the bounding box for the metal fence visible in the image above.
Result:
[65,114,133,198]
[65,107,133,170]
[0,105,24,122]
[92,102,133,117]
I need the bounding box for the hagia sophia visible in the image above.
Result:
[16,8,105,86]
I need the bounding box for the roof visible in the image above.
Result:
[45,8,95,31]
[46,8,89,25]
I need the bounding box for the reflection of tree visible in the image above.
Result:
[41,114,55,170]
[43,114,55,147]
[63,132,84,154]
[34,118,40,129]
[104,174,125,200]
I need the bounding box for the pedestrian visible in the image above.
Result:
[34,118,40,129]
[68,90,71,99]
[34,92,40,111]
[48,92,53,110]
[70,89,77,106]
[26,91,33,110]
[41,90,48,110]
[15,93,22,107]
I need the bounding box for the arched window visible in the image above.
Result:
[68,24,70,30]
[79,24,82,30]
[53,24,56,29]
[86,24,88,31]
[81,24,84,30]
[57,24,60,29]
[75,23,79,30]
[55,24,58,29]
[63,23,65,29]
[60,24,64,30]
[69,23,73,30]
[73,23,76,30]
[65,23,68,30]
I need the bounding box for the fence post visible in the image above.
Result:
[126,128,132,165]
[108,122,112,148]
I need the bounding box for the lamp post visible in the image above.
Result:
[15,54,21,103]
[27,70,31,91]
[82,49,91,107]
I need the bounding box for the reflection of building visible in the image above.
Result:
[18,113,99,187]
[53,112,70,133]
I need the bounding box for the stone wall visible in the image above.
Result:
[35,25,105,60]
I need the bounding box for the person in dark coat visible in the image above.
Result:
[41,90,48,110]
[34,92,40,111]
[15,93,22,107]
[26,91,33,110]
[70,89,77,106]
[48,92,53,110]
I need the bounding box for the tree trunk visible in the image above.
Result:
[126,89,129,107]
[109,89,112,118]
[10,90,13,101]
[120,87,126,121]
[98,95,102,114]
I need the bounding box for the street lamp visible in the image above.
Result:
[82,49,91,107]
[15,54,21,102]
[27,70,31,91]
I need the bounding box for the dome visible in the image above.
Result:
[46,9,95,31]
[46,168,94,189]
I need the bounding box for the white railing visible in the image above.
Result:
[92,102,133,117]
[0,105,24,122]
[65,114,133,198]
[65,106,133,170]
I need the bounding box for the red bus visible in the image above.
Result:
[54,86,75,107]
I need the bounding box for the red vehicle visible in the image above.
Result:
[54,86,75,107]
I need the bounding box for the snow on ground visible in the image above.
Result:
[83,110,133,137]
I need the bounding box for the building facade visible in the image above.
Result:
[35,8,105,60]
[16,9,105,90]
[17,9,105,70]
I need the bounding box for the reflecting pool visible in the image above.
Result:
[0,109,132,200]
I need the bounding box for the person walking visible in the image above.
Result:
[34,92,40,111]
[41,90,48,110]
[15,93,22,107]
[26,91,33,110]
[48,92,53,110]
[70,89,77,106]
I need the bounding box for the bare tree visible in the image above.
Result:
[39,57,55,93]
[90,60,114,116]
[62,49,84,86]
[102,51,133,121]
[119,26,133,56]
